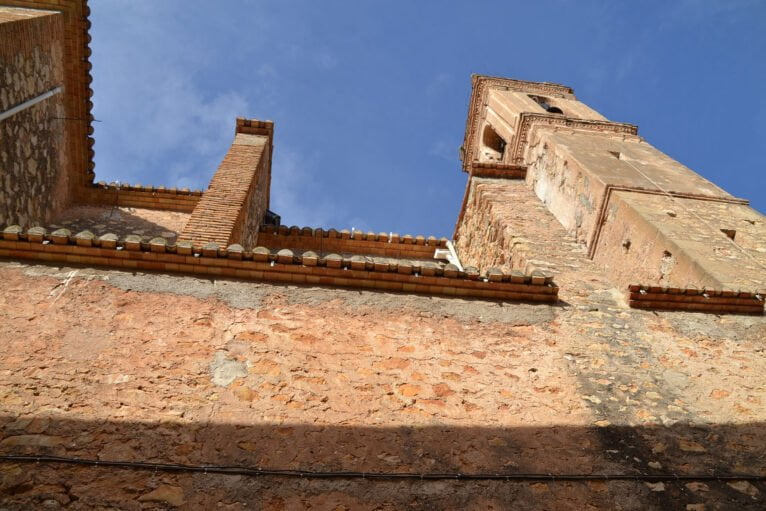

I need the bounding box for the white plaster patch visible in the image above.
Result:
[209,350,248,387]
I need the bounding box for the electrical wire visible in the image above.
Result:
[2,455,765,482]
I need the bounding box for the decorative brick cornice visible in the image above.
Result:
[0,225,559,302]
[82,0,95,183]
[461,75,575,172]
[236,117,274,138]
[509,113,638,165]
[91,182,204,196]
[628,284,764,315]
[469,162,527,180]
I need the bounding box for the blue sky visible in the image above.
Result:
[90,1,766,238]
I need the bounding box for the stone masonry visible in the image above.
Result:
[1,4,766,509]
[0,7,67,228]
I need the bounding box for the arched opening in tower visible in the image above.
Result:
[480,124,506,162]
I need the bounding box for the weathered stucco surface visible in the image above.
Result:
[1,255,764,509]
[595,192,766,291]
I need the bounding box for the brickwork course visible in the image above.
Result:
[1,2,766,509]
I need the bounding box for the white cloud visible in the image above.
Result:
[91,2,256,189]
[90,1,347,225]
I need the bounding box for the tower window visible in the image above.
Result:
[529,95,564,115]
[480,124,506,162]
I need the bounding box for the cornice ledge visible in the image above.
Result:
[508,113,639,165]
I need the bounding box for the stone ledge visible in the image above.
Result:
[628,284,764,315]
[90,182,204,196]
[260,225,449,247]
[470,163,527,180]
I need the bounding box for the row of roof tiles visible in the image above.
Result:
[1,225,555,286]
[92,182,204,196]
[5,224,761,313]
[628,284,764,314]
[260,224,450,246]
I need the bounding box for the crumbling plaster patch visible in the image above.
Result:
[209,351,248,387]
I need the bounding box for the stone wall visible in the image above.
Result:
[0,8,67,228]
[594,191,766,291]
[454,177,562,278]
[0,236,764,508]
[0,0,96,197]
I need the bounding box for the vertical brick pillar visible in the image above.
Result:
[178,119,273,249]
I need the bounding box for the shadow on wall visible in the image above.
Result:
[49,206,188,243]
[1,416,764,509]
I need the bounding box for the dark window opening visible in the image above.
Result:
[480,124,506,162]
[529,95,564,115]
[720,228,736,240]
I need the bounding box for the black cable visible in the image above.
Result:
[2,455,765,482]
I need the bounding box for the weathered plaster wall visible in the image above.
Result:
[2,176,764,508]
[524,131,607,243]
[595,191,766,291]
[490,89,607,124]
[516,127,766,292]
[0,8,68,228]
[524,130,736,248]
